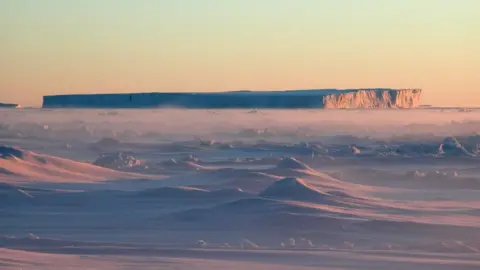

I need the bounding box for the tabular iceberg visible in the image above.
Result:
[42,88,422,109]
[0,103,20,108]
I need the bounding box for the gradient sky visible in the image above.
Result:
[1,0,479,106]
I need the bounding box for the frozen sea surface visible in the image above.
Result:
[1,108,480,269]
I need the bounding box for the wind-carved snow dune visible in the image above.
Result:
[270,157,363,192]
[0,146,146,183]
[160,196,349,230]
[273,157,322,178]
[259,177,342,204]
[276,157,313,170]
[159,170,369,231]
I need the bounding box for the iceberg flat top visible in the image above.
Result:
[44,88,417,97]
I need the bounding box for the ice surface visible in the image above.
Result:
[1,108,480,270]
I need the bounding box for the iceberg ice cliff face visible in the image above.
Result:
[322,89,422,109]
[42,89,422,109]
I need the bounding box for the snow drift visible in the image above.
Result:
[0,146,143,183]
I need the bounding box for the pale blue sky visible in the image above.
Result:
[1,0,479,106]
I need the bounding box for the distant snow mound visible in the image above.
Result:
[439,137,475,157]
[276,157,312,170]
[93,152,141,170]
[89,137,121,150]
[259,177,332,203]
[395,143,440,156]
[0,146,26,160]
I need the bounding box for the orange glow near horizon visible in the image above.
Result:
[1,0,479,107]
